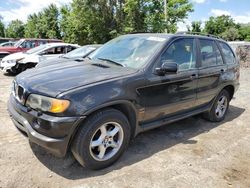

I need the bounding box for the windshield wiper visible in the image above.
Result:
[74,57,85,62]
[97,57,125,67]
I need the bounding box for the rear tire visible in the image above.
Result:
[203,89,230,122]
[71,108,131,170]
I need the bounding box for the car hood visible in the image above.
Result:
[0,46,17,51]
[2,52,26,61]
[36,57,70,68]
[16,60,137,97]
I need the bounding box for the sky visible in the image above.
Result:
[0,0,249,31]
[177,0,250,30]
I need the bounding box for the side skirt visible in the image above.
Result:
[139,102,213,133]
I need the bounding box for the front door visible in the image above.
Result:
[140,38,198,123]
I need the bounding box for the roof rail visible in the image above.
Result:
[175,31,222,39]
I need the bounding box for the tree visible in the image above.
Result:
[238,24,250,41]
[5,20,24,38]
[221,27,240,41]
[204,15,238,36]
[145,0,165,32]
[187,21,202,33]
[25,4,61,39]
[124,0,193,33]
[124,0,147,32]
[25,13,40,38]
[0,15,5,37]
[42,4,61,39]
[166,0,194,33]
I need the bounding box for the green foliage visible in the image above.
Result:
[203,15,250,41]
[5,20,24,38]
[166,0,194,33]
[124,0,147,32]
[204,15,238,36]
[2,0,194,43]
[25,4,61,39]
[0,15,5,37]
[187,21,202,32]
[239,24,250,41]
[221,27,240,41]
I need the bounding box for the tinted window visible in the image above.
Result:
[219,42,236,64]
[159,38,196,71]
[38,41,47,46]
[21,41,36,48]
[199,39,223,67]
[43,46,65,55]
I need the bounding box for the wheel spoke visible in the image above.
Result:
[98,145,106,159]
[216,107,220,114]
[100,125,107,139]
[91,139,102,148]
[220,97,225,104]
[109,141,118,148]
[108,126,119,137]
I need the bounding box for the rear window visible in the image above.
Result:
[199,39,223,67]
[219,42,236,64]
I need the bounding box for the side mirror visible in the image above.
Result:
[155,62,178,76]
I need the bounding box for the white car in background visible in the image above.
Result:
[0,43,80,74]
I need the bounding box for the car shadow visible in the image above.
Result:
[30,105,245,179]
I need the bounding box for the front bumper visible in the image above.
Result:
[0,61,16,73]
[8,95,86,157]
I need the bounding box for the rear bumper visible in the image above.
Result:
[8,95,86,157]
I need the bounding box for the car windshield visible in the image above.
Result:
[63,46,96,59]
[14,39,24,47]
[25,44,48,54]
[89,35,167,69]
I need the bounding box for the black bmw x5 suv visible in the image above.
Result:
[8,33,240,169]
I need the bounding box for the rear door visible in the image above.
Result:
[196,38,227,106]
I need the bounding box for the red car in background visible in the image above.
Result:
[0,38,62,59]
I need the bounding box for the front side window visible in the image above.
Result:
[219,42,236,64]
[20,41,36,48]
[159,38,197,71]
[199,39,223,67]
[43,47,65,55]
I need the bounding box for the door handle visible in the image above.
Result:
[190,74,198,80]
[221,69,226,73]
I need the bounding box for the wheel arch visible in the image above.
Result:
[223,85,235,100]
[67,100,138,152]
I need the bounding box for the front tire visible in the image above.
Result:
[71,108,131,170]
[203,89,230,122]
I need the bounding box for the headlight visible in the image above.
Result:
[7,60,16,64]
[26,94,70,113]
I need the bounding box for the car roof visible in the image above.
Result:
[124,33,227,43]
[43,43,80,48]
[19,38,62,41]
[83,44,102,48]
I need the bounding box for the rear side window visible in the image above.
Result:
[219,42,236,64]
[199,39,223,67]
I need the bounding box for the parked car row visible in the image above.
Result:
[7,33,240,170]
[0,38,62,59]
[0,41,16,47]
[0,43,80,74]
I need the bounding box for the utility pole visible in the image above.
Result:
[164,0,168,33]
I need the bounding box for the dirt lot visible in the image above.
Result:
[0,69,250,188]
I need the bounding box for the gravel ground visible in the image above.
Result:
[0,69,249,188]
